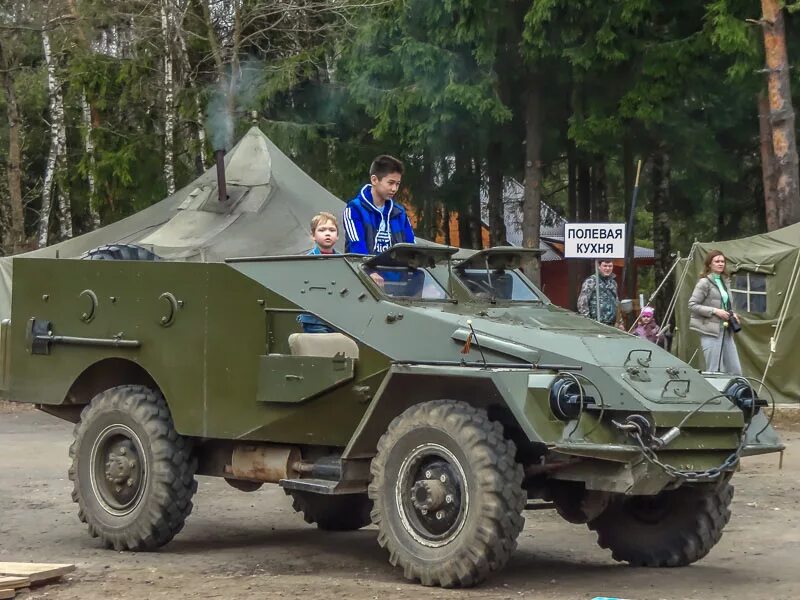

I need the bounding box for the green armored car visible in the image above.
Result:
[0,243,783,588]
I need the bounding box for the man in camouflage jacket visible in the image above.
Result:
[577,260,619,326]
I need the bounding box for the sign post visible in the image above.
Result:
[564,223,627,324]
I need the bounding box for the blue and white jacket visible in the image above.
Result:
[342,184,416,254]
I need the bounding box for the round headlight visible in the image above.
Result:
[724,378,767,416]
[549,377,595,420]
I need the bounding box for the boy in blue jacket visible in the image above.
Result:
[343,155,415,255]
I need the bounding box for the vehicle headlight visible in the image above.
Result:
[549,376,596,421]
[724,378,768,416]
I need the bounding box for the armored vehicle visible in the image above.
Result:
[0,243,783,588]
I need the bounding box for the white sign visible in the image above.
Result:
[564,223,626,259]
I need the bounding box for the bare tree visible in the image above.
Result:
[80,93,101,228]
[38,27,59,247]
[160,0,176,195]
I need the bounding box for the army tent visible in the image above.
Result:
[0,126,349,319]
[673,223,800,405]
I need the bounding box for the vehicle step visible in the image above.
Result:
[278,478,366,495]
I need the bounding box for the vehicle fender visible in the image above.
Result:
[342,364,543,459]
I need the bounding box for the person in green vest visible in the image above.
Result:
[577,260,622,328]
[688,250,742,374]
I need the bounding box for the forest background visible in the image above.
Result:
[1,0,800,317]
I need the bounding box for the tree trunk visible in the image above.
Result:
[760,0,800,226]
[81,92,101,229]
[487,141,506,246]
[593,160,609,221]
[521,81,543,286]
[565,140,576,220]
[623,137,634,222]
[0,38,25,253]
[420,151,436,240]
[651,149,673,332]
[55,103,72,241]
[39,29,59,247]
[161,0,176,196]
[759,91,781,231]
[622,137,635,298]
[66,0,100,230]
[577,159,591,222]
[454,149,472,249]
[566,139,579,307]
[176,5,207,174]
[469,157,483,249]
[200,0,225,77]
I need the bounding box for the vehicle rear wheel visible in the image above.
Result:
[68,385,197,551]
[287,490,373,531]
[588,481,733,567]
[369,400,525,588]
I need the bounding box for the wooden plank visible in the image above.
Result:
[0,563,75,584]
[0,588,14,600]
[0,577,28,590]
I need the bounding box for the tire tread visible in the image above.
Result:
[68,385,196,551]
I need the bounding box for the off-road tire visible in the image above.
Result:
[68,385,197,551]
[287,490,373,531]
[79,244,160,261]
[588,481,734,567]
[369,400,525,588]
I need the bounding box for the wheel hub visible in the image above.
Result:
[396,445,468,547]
[105,444,139,486]
[90,425,147,516]
[411,479,447,512]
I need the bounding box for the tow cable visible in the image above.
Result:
[612,413,744,481]
[612,378,778,481]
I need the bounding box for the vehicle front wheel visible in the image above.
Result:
[369,400,525,588]
[68,385,197,551]
[588,480,733,567]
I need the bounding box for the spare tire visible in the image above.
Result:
[79,244,161,261]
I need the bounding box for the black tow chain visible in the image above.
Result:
[612,415,743,481]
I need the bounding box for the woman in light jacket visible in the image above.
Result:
[688,250,742,374]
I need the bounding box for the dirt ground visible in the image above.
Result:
[1,401,798,600]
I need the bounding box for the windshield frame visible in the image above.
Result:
[360,264,455,303]
[453,265,544,304]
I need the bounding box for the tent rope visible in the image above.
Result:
[626,253,683,334]
[757,249,800,395]
[655,243,697,339]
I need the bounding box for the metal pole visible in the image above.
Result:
[621,160,642,296]
[595,261,600,324]
[215,149,227,203]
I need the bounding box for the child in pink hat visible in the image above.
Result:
[634,306,665,347]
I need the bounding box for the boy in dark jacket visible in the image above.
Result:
[343,155,415,255]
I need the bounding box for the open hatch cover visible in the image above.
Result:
[455,247,544,271]
[363,243,459,269]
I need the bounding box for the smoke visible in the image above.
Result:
[205,59,266,152]
[205,87,233,152]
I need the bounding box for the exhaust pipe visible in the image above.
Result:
[214,149,227,202]
[225,444,302,483]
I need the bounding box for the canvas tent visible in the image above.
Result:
[673,223,800,405]
[0,126,349,319]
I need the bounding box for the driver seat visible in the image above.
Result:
[288,333,359,359]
